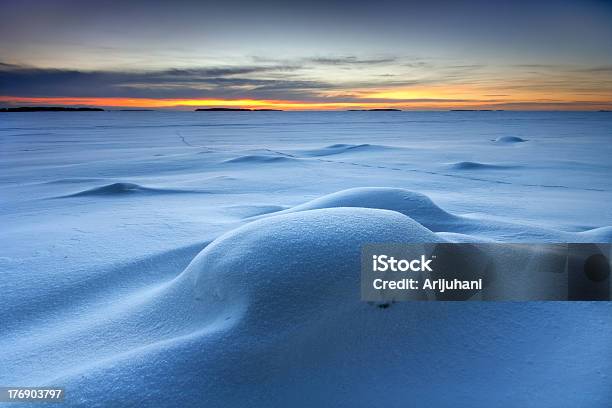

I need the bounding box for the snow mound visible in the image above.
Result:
[184,207,442,330]
[580,226,612,242]
[224,155,296,163]
[448,161,516,170]
[271,187,458,231]
[58,182,196,197]
[493,136,527,143]
[264,187,585,240]
[300,143,387,157]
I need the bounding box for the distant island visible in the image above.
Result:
[0,106,104,112]
[195,108,283,112]
[347,108,402,111]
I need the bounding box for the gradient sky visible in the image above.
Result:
[1,0,611,110]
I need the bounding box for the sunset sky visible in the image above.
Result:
[1,0,611,110]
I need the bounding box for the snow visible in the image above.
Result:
[493,135,528,143]
[1,111,611,407]
[264,187,459,232]
[446,161,518,170]
[188,207,441,325]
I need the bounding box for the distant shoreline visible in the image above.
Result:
[0,107,104,112]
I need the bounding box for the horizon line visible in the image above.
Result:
[2,106,611,113]
[1,96,611,112]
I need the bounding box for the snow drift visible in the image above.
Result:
[187,207,442,325]
[447,161,517,170]
[58,182,197,197]
[493,136,527,143]
[266,187,459,231]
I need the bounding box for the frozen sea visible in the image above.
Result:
[1,111,611,407]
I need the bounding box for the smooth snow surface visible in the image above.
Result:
[1,111,611,407]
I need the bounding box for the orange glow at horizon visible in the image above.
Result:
[346,82,612,105]
[0,96,480,110]
[1,95,610,111]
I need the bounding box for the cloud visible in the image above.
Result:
[306,56,397,65]
[571,65,612,73]
[251,55,398,67]
[0,62,334,99]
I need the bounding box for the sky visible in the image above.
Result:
[1,0,611,110]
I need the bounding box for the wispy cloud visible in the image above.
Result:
[306,56,397,65]
[0,62,326,99]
